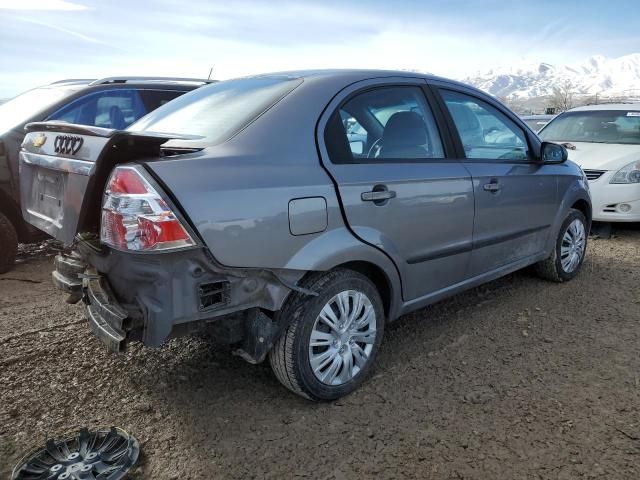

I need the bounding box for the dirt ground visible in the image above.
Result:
[1,228,639,479]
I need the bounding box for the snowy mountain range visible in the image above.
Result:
[464,54,640,99]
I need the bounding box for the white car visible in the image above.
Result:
[539,104,640,222]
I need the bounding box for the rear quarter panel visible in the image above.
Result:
[146,148,342,269]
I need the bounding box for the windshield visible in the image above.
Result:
[0,86,81,134]
[540,110,640,145]
[129,76,303,145]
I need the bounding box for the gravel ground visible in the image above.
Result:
[1,227,639,479]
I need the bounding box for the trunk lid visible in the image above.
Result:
[20,121,198,245]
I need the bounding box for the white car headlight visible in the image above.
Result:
[610,160,640,184]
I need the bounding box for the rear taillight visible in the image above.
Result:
[101,165,195,251]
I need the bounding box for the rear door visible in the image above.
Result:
[319,78,474,301]
[432,85,558,276]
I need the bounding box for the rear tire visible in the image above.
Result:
[0,211,18,274]
[534,208,587,282]
[269,269,384,401]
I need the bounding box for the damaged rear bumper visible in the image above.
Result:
[51,244,306,357]
[52,254,129,352]
[51,254,85,303]
[85,274,129,352]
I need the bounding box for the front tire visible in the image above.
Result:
[269,269,384,401]
[0,211,18,274]
[535,208,588,282]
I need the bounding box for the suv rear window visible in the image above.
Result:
[129,76,302,146]
[0,86,81,134]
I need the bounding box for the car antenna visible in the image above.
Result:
[207,67,213,81]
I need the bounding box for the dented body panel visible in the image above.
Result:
[73,241,303,349]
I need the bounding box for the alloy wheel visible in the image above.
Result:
[308,290,377,386]
[560,218,586,273]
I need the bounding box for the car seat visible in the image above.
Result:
[109,106,126,130]
[379,111,430,159]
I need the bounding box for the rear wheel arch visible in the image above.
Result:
[332,261,392,319]
[288,260,395,322]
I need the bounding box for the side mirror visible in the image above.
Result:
[541,141,568,164]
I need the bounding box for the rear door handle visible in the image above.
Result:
[483,181,501,192]
[361,190,396,202]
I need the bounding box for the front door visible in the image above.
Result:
[436,87,559,276]
[320,80,474,301]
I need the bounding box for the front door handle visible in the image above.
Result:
[361,189,396,202]
[483,181,501,192]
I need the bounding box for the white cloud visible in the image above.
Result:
[0,0,87,10]
[15,16,118,48]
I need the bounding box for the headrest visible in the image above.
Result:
[382,111,427,147]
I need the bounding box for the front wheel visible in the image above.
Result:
[535,208,588,282]
[269,269,384,401]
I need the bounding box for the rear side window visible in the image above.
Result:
[326,86,445,163]
[48,89,147,129]
[129,77,303,145]
[441,90,529,161]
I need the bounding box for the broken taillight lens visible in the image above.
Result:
[101,165,195,251]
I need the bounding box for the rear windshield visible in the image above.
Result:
[129,76,302,145]
[540,110,640,145]
[0,86,81,134]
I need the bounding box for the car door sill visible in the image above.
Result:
[397,251,548,318]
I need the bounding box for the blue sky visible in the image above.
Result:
[1,0,639,97]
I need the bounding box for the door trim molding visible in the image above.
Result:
[406,241,473,264]
[406,224,550,265]
[473,224,550,250]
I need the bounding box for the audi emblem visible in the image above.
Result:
[54,135,84,155]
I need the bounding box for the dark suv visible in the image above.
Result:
[0,76,210,272]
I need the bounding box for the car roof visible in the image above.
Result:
[249,68,474,88]
[567,103,640,112]
[234,69,498,106]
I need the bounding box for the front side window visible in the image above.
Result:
[441,90,529,161]
[48,89,146,129]
[540,110,640,145]
[328,86,445,163]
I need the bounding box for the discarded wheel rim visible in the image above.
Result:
[12,426,139,480]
